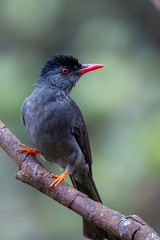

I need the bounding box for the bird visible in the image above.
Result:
[19,54,106,240]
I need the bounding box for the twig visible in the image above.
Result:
[151,0,160,13]
[0,120,159,240]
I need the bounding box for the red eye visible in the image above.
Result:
[61,68,69,74]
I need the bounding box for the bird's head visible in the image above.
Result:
[35,54,104,93]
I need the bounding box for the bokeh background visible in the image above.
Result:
[1,0,160,239]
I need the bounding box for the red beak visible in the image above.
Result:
[77,63,105,74]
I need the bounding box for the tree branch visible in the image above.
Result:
[0,120,159,240]
[151,0,160,13]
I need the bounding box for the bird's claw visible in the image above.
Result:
[17,144,41,157]
[49,170,68,188]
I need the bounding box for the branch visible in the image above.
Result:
[0,120,159,240]
[151,0,160,13]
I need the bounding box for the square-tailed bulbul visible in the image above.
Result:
[19,55,106,240]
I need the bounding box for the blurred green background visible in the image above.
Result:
[1,0,160,239]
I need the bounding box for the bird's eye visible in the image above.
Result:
[61,68,69,74]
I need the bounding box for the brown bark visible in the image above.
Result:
[0,120,159,240]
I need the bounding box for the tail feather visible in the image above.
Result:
[83,219,106,240]
[70,173,106,240]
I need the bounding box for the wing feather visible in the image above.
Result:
[70,99,92,174]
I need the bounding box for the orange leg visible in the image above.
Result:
[17,144,41,157]
[49,169,68,187]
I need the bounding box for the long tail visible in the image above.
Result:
[70,172,106,240]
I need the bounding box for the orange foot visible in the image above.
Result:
[49,169,68,187]
[17,144,41,157]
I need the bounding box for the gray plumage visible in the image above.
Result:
[21,54,106,240]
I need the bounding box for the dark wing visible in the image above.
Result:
[70,99,92,174]
[69,101,106,239]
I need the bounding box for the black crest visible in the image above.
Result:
[40,54,82,77]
